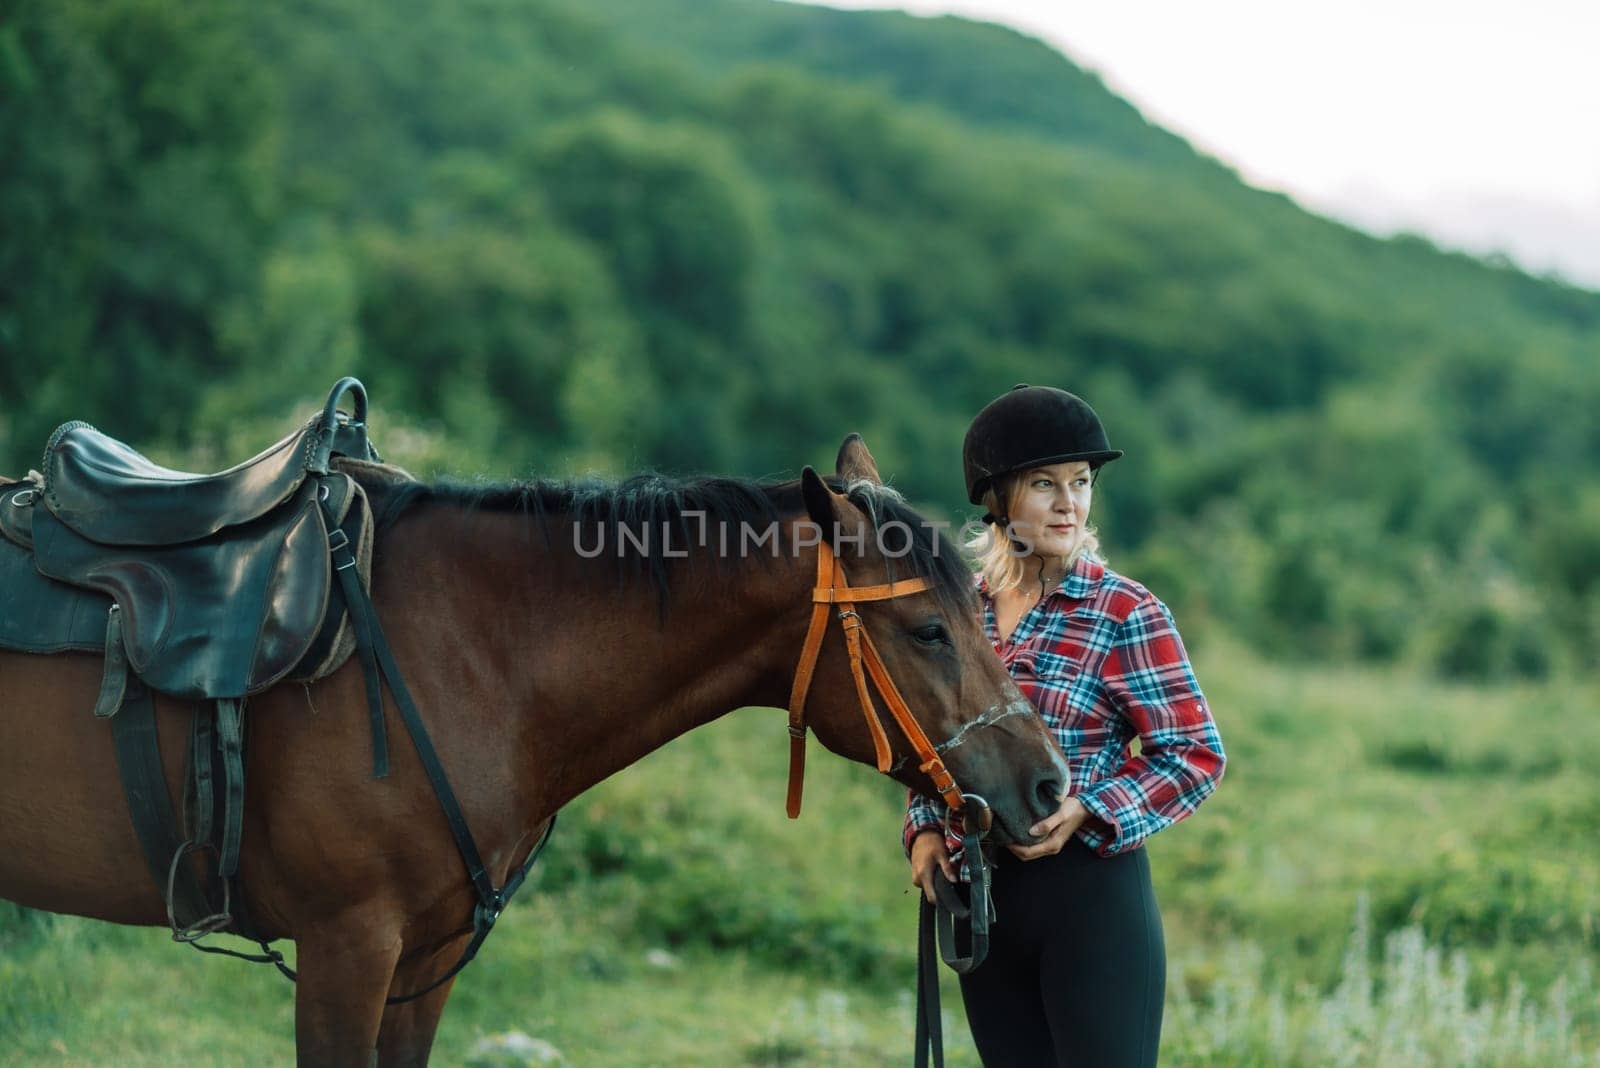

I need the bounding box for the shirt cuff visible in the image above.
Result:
[1075,779,1140,856]
[903,792,947,852]
[903,818,945,858]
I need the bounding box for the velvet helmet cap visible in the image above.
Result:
[962,384,1124,506]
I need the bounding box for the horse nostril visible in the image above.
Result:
[1034,776,1064,818]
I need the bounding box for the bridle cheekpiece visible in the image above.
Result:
[784,537,969,819]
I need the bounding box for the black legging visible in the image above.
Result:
[958,839,1165,1067]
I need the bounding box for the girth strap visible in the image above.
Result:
[109,681,215,930]
[189,707,215,846]
[214,698,246,880]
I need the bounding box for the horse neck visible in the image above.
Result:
[377,502,812,818]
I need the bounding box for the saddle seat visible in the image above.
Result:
[44,396,374,547]
[44,422,320,547]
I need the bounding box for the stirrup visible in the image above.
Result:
[166,840,233,943]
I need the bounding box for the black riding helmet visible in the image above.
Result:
[962,384,1123,517]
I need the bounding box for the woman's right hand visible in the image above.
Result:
[909,829,959,904]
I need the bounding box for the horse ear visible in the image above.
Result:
[800,465,839,534]
[835,433,883,484]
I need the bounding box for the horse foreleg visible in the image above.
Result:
[375,934,469,1068]
[293,917,404,1068]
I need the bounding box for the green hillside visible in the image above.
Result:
[584,0,1209,170]
[3,0,1597,677]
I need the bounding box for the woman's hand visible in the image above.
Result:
[1007,795,1089,860]
[909,829,958,903]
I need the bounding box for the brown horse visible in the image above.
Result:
[0,435,1067,1066]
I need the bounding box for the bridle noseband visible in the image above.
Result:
[784,537,973,821]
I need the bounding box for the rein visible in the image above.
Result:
[917,809,993,1068]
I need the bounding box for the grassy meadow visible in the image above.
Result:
[4,641,1597,1066]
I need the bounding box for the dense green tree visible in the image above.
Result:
[4,0,1598,675]
[0,0,278,449]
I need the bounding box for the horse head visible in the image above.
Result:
[788,434,1068,845]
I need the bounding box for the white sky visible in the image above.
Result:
[797,0,1600,289]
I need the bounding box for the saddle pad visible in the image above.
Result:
[30,478,334,699]
[0,533,111,654]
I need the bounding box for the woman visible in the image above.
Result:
[906,384,1226,1068]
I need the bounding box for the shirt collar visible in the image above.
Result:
[975,554,1104,602]
[1061,554,1104,599]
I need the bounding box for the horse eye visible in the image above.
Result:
[913,623,950,646]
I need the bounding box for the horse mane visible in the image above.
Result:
[359,467,977,619]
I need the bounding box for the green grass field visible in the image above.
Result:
[4,642,1598,1065]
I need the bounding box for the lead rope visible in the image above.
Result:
[915,894,944,1068]
[915,798,993,1068]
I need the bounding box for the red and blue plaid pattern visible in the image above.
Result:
[905,556,1226,858]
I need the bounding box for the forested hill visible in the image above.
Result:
[2,0,1597,676]
[585,0,1207,171]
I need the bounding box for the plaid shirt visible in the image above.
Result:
[904,555,1225,858]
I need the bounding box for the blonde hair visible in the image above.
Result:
[965,470,1102,594]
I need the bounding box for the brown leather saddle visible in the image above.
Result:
[22,381,377,705]
[0,378,384,939]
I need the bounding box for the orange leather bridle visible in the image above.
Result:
[784,537,968,819]
[782,530,1001,1006]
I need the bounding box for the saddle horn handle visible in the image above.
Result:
[322,377,368,432]
[308,377,372,474]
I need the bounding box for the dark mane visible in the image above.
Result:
[362,469,977,620]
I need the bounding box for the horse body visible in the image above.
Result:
[1,446,1067,1065]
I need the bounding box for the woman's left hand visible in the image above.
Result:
[1007,795,1089,860]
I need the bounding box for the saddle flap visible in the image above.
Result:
[0,528,111,655]
[31,478,334,698]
